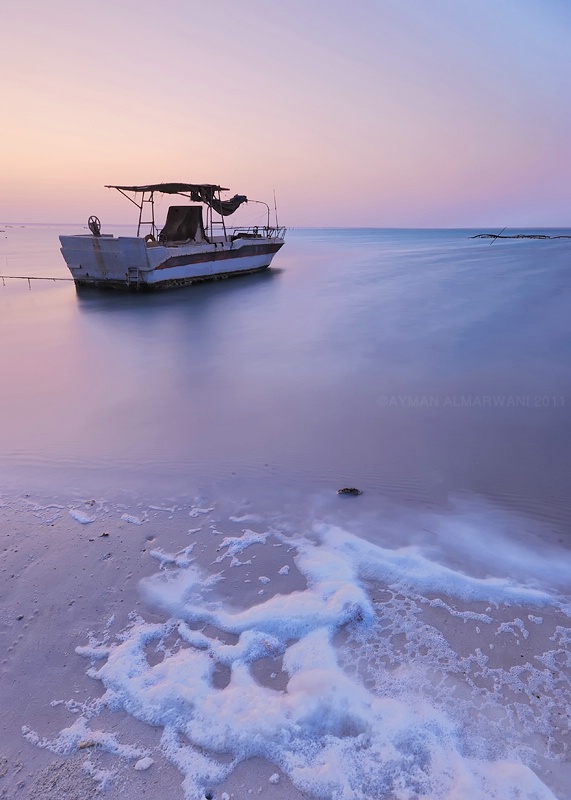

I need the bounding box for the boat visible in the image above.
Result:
[59,182,286,290]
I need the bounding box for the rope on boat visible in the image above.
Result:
[0,275,74,289]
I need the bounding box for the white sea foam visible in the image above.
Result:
[412,500,571,591]
[82,759,116,789]
[69,509,96,524]
[26,501,66,524]
[314,524,564,608]
[150,544,195,569]
[28,512,569,800]
[120,513,143,525]
[22,716,147,760]
[134,756,154,771]
[214,530,270,563]
[189,506,214,518]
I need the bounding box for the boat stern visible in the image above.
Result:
[59,234,150,288]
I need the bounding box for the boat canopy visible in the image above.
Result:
[107,183,228,194]
[106,183,248,216]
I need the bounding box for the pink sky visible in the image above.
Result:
[1,0,570,227]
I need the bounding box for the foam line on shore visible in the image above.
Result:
[23,511,568,800]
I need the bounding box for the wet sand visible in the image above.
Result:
[0,492,312,800]
[1,489,569,800]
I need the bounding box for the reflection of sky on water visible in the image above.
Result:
[0,226,570,525]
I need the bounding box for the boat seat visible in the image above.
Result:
[159,206,208,243]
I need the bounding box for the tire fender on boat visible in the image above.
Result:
[144,234,156,244]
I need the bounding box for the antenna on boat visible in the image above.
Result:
[273,189,279,228]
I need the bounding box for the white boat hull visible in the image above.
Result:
[59,234,284,290]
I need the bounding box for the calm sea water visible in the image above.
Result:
[3,223,571,799]
[0,223,570,525]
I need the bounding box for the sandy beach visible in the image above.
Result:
[1,491,309,800]
[1,487,569,800]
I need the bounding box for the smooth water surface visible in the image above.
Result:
[1,224,570,522]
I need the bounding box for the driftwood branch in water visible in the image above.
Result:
[471,233,571,240]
